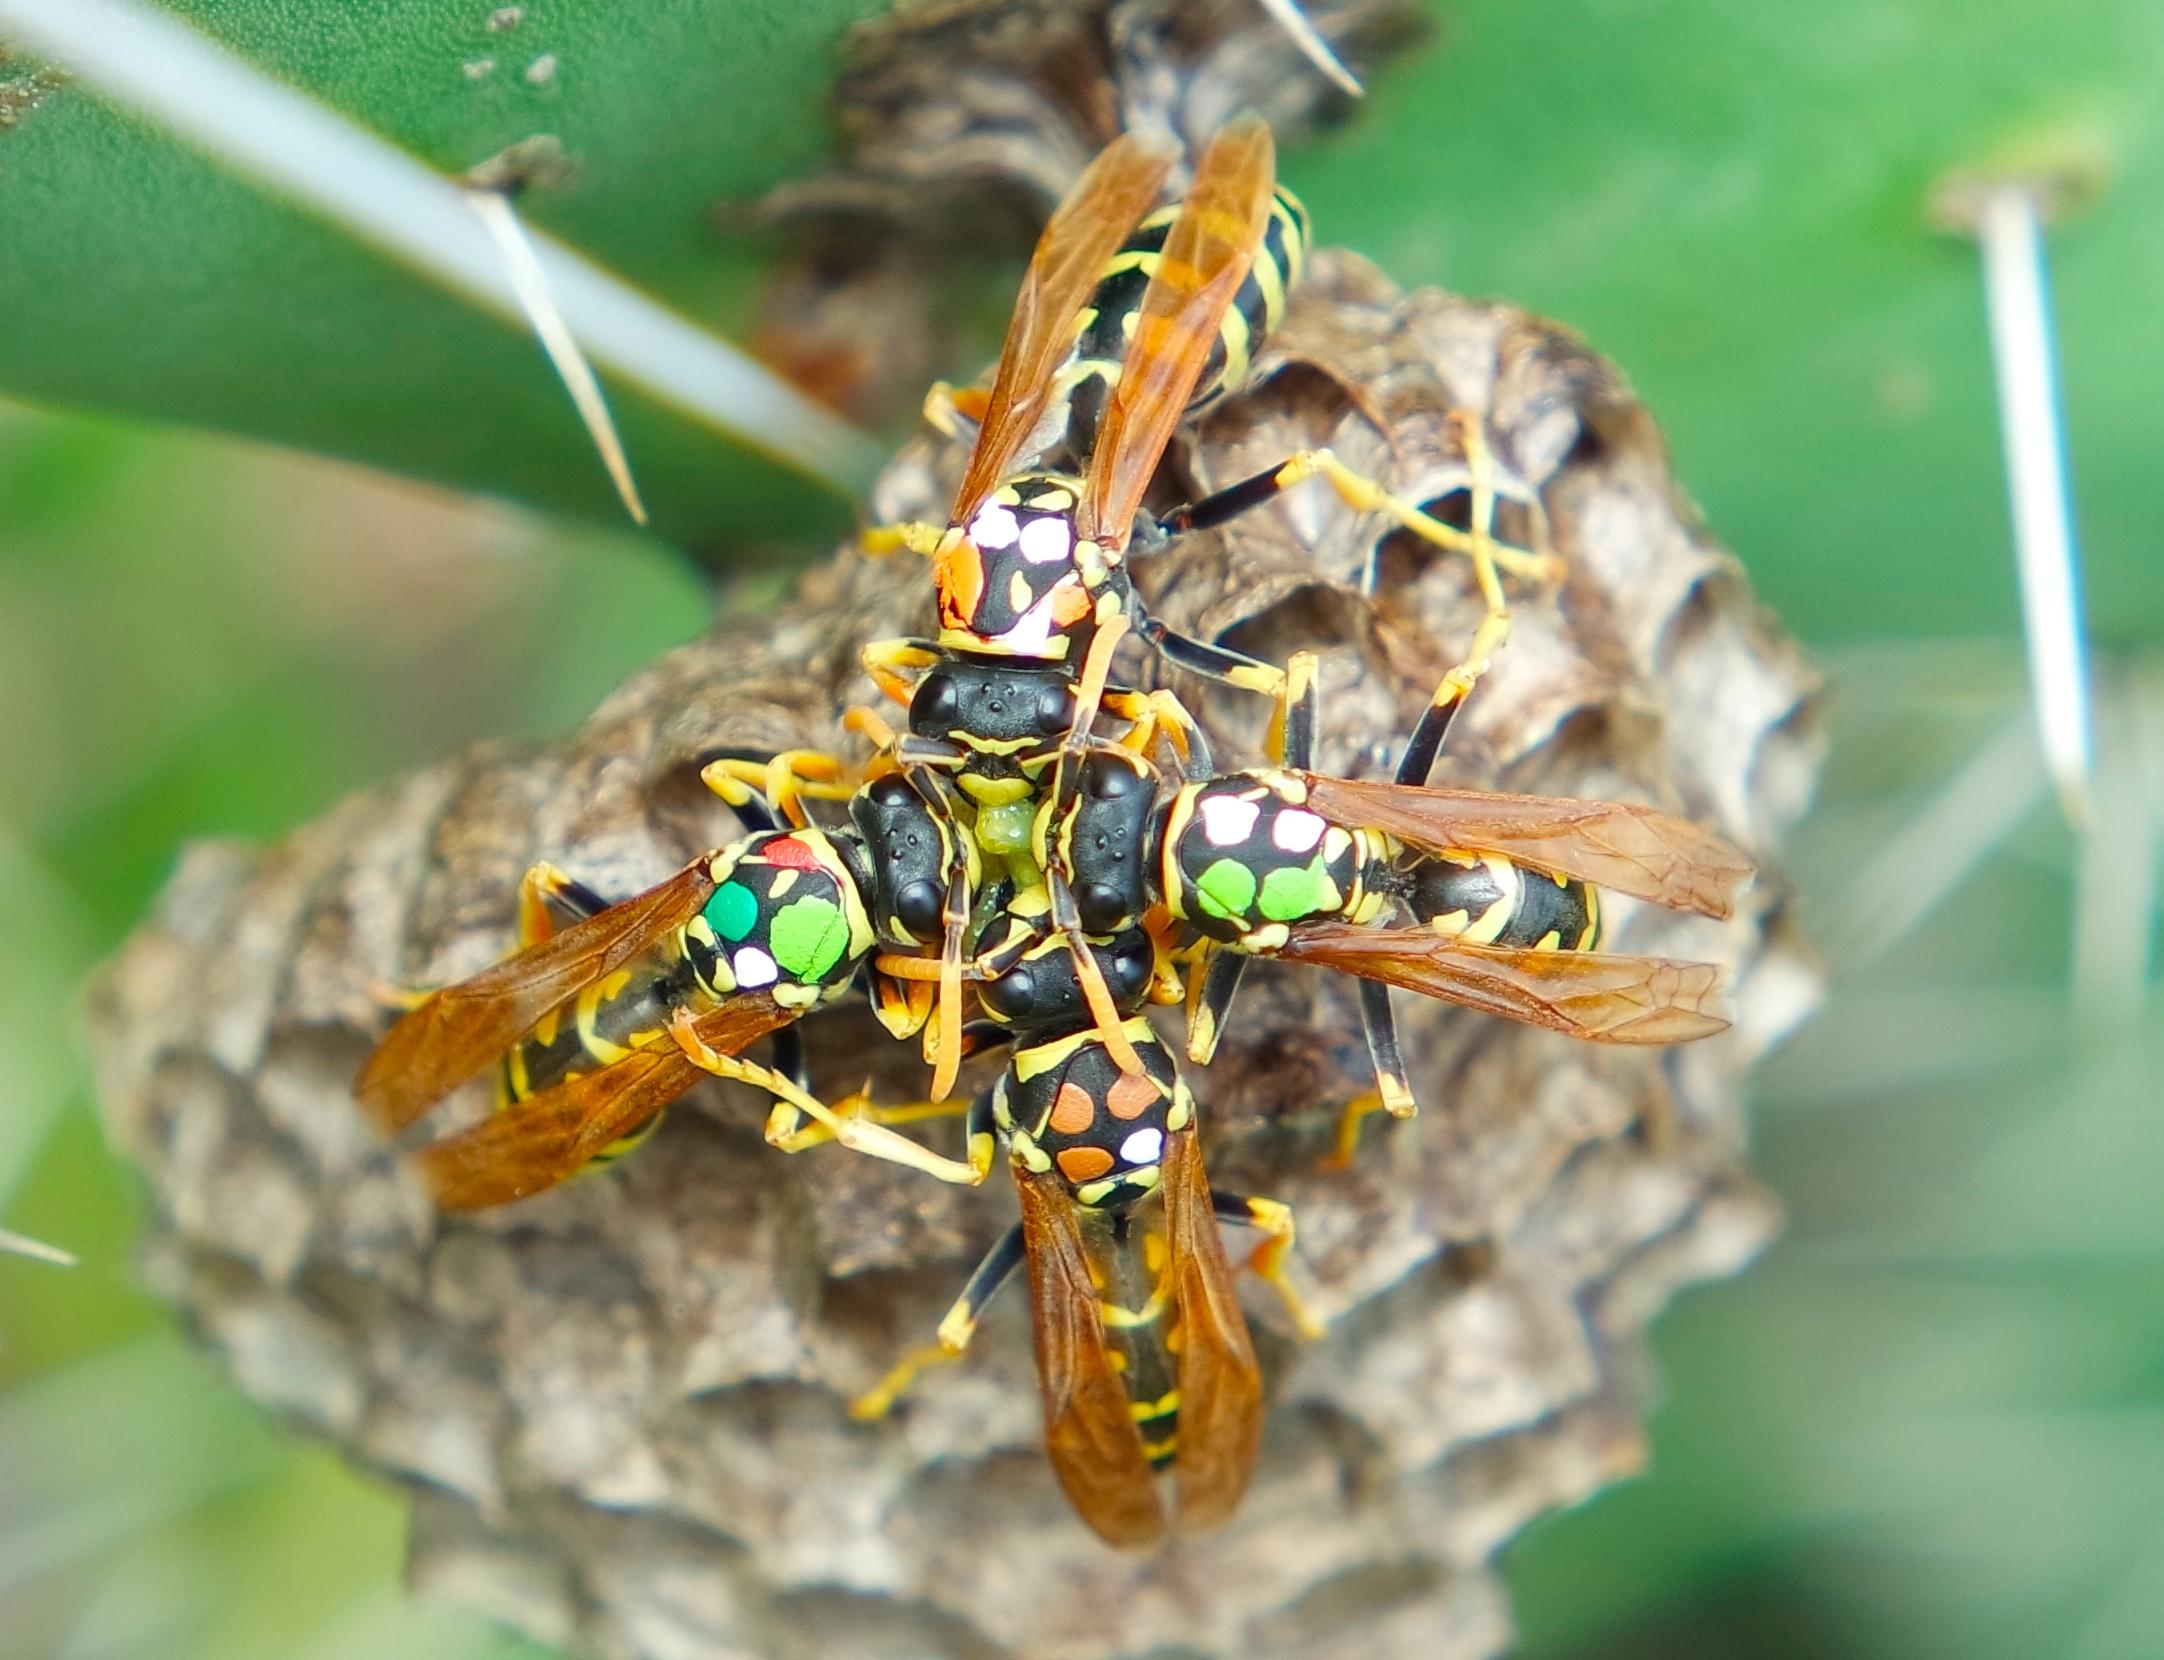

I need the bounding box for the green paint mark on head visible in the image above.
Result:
[1195,857,1257,921]
[705,881,760,944]
[1259,855,1339,922]
[770,894,851,983]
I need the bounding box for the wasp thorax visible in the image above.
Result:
[690,830,870,999]
[1167,775,1365,943]
[936,474,1100,661]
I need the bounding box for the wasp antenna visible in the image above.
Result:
[468,187,649,526]
[1253,0,1364,97]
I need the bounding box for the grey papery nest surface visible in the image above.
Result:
[90,244,1823,1659]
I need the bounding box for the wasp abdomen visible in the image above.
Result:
[1406,852,1602,951]
[1061,186,1310,460]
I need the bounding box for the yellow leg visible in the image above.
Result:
[861,638,938,707]
[921,380,991,440]
[1273,446,1559,594]
[1103,686,1203,769]
[1325,1089,1393,1169]
[862,520,947,560]
[764,1089,971,1152]
[852,1293,982,1419]
[699,750,857,829]
[666,1012,985,1187]
[1220,1192,1327,1341]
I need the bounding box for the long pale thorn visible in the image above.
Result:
[0,0,882,496]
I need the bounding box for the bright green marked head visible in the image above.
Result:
[770,894,851,984]
[1260,856,1339,922]
[1196,857,1257,921]
[705,881,760,943]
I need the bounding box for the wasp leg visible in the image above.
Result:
[666,1011,985,1186]
[1101,685,1213,778]
[687,748,790,833]
[758,1023,1009,1181]
[1211,1188,1326,1340]
[517,861,614,941]
[1157,439,1556,751]
[921,380,991,442]
[852,1216,1026,1419]
[1324,1071,1420,1170]
[700,750,858,830]
[1184,945,1248,1066]
[861,521,947,560]
[1121,591,1322,775]
[861,636,941,708]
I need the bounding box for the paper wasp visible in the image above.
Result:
[737,118,1559,1104]
[827,892,1319,1548]
[355,775,994,1209]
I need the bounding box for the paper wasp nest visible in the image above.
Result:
[88,4,1822,1657]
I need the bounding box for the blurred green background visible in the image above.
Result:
[2,0,2160,1656]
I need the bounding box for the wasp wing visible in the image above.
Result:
[951,132,1179,524]
[1162,1124,1264,1534]
[1271,922,1732,1044]
[1079,117,1278,551]
[1015,1163,1166,1548]
[1294,774,1753,919]
[410,992,797,1210]
[356,859,716,1135]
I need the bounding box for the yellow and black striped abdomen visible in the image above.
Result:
[1082,1198,1184,1471]
[499,940,711,1162]
[1060,185,1311,463]
[1406,852,1602,952]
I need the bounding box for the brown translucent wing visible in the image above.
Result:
[412,993,795,1210]
[1015,1165,1165,1548]
[950,132,1179,523]
[1078,117,1277,550]
[1162,1125,1263,1534]
[356,860,715,1135]
[1272,923,1732,1044]
[1295,774,1754,919]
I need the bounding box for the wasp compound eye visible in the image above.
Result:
[980,962,1037,1022]
[893,879,943,940]
[1075,881,1130,935]
[865,775,918,810]
[910,671,960,734]
[1035,681,1079,735]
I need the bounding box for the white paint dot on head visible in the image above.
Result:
[969,505,1020,549]
[1118,1127,1165,1167]
[1271,808,1327,853]
[731,946,779,989]
[1018,515,1073,565]
[1198,793,1261,847]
